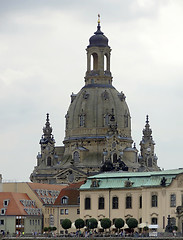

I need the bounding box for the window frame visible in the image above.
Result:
[151,194,158,207]
[85,197,91,210]
[61,196,68,205]
[98,197,105,210]
[126,195,132,209]
[170,194,176,207]
[112,196,118,209]
[151,217,158,225]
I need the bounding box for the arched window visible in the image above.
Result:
[124,113,128,128]
[112,196,118,209]
[73,151,80,163]
[126,196,132,209]
[113,153,117,163]
[85,197,91,210]
[91,53,98,71]
[152,194,158,207]
[79,114,85,127]
[104,54,107,71]
[151,217,158,225]
[98,197,105,209]
[47,157,51,166]
[170,194,176,207]
[61,196,68,205]
[104,114,110,126]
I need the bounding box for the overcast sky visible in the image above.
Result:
[1,0,183,182]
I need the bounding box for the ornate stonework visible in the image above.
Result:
[30,20,160,184]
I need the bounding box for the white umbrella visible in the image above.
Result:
[71,222,76,229]
[111,224,116,229]
[138,223,149,228]
[122,223,129,229]
[97,221,102,229]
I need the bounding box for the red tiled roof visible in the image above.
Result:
[0,192,39,216]
[54,181,84,206]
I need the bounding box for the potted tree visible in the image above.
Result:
[114,218,124,234]
[101,218,111,236]
[61,219,72,235]
[75,218,85,236]
[127,218,138,236]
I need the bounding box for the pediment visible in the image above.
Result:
[54,166,88,183]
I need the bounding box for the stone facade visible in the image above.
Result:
[80,169,183,233]
[30,19,160,184]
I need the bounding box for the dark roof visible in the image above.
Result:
[88,24,109,48]
[54,181,84,206]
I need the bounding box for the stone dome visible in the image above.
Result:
[64,85,132,142]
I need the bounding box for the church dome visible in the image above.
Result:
[65,86,131,142]
[64,18,132,146]
[88,25,109,47]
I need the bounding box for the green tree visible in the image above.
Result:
[101,218,111,232]
[75,218,85,230]
[43,227,48,232]
[48,226,57,232]
[52,226,57,231]
[126,218,138,230]
[87,218,98,229]
[61,219,72,230]
[114,218,124,232]
[143,226,149,232]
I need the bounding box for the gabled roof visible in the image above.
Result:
[80,169,183,190]
[27,182,67,204]
[54,181,84,206]
[0,192,41,216]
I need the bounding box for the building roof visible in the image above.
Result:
[0,192,41,216]
[80,169,183,190]
[54,181,84,206]
[27,182,67,205]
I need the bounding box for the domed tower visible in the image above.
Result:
[30,17,141,184]
[62,16,139,176]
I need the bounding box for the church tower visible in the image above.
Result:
[30,18,160,184]
[138,115,159,171]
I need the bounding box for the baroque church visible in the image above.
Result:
[30,17,160,184]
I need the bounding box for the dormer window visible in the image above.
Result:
[91,179,99,187]
[3,199,9,207]
[61,196,68,205]
[1,208,6,215]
